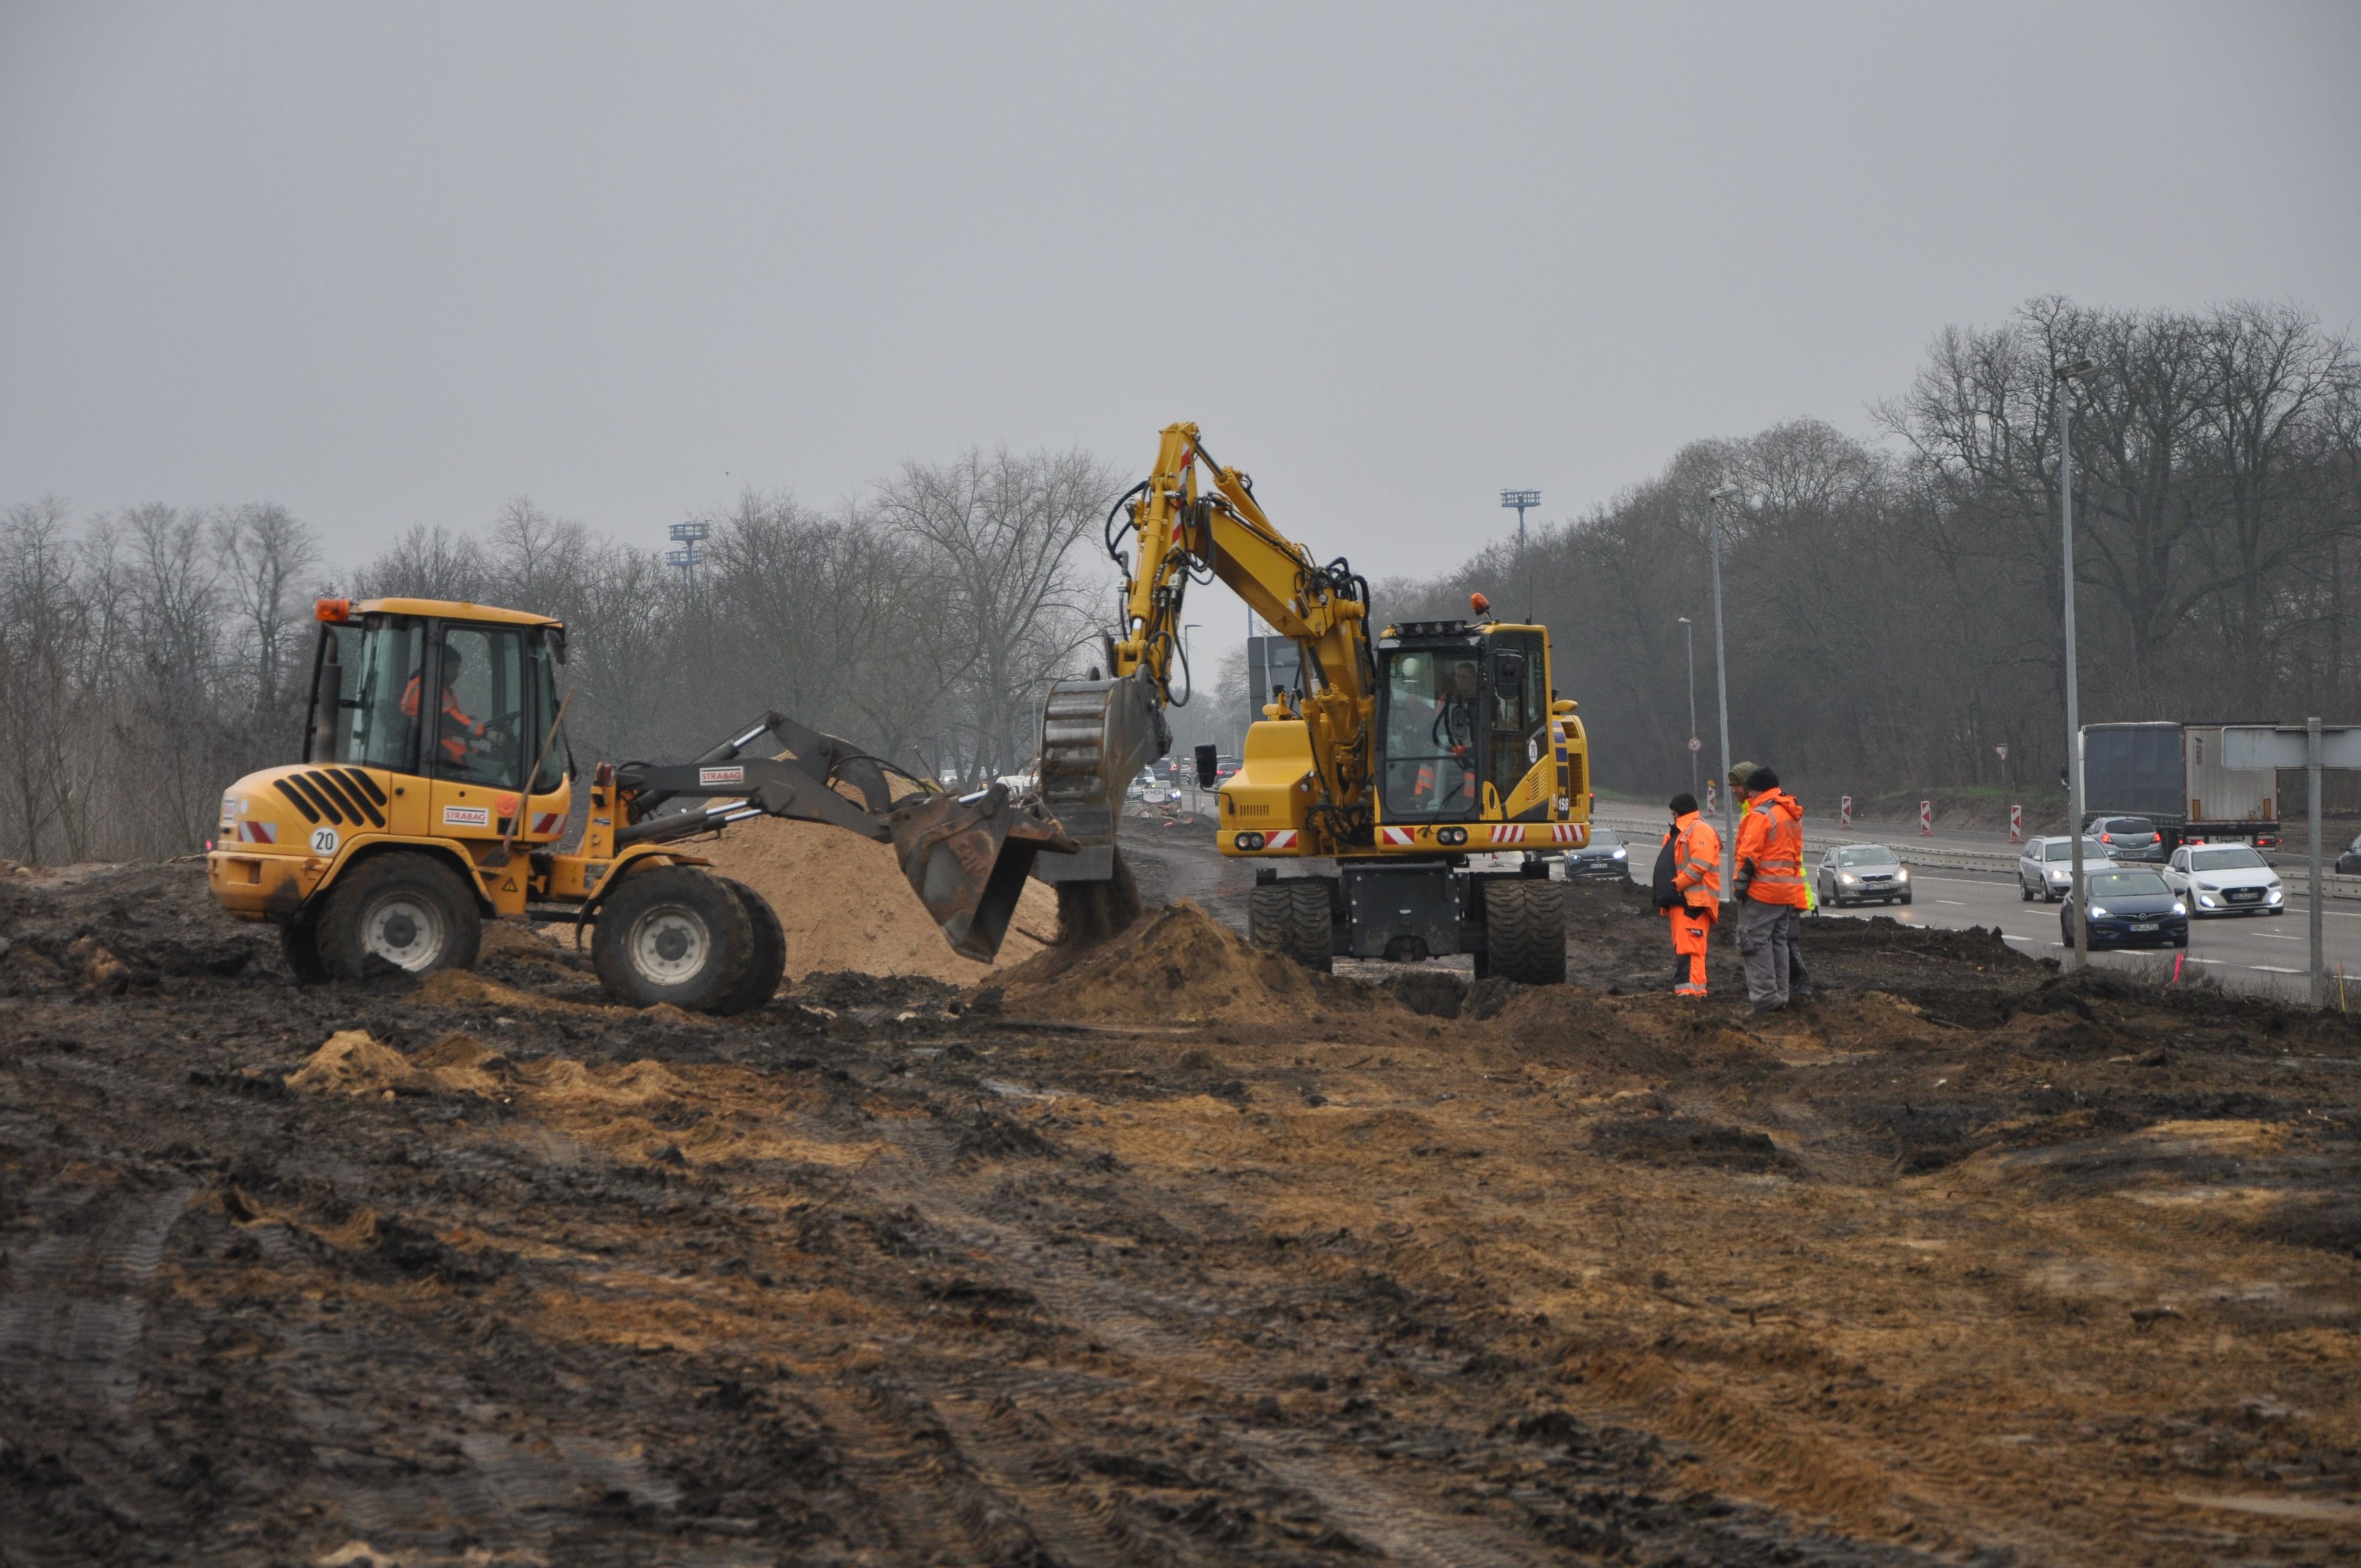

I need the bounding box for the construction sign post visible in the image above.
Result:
[1919,800,1932,836]
[2009,804,2023,843]
[1840,795,1852,829]
[2222,720,2361,1008]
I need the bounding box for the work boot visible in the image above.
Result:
[1675,983,1708,998]
[1749,1000,1786,1016]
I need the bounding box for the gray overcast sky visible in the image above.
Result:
[4,2,2356,580]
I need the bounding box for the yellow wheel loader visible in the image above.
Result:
[1036,424,1591,983]
[207,596,1074,1011]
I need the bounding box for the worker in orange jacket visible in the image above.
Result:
[1733,764,1813,1013]
[1654,793,1721,996]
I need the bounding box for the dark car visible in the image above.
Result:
[1562,826,1630,877]
[2089,816,2165,863]
[2340,833,2361,877]
[2061,868,2188,950]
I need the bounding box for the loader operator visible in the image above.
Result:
[400,648,503,772]
[1653,792,1720,996]
[1732,764,1813,1013]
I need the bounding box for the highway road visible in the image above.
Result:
[1589,811,2360,1005]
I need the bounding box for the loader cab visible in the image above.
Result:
[306,598,570,795]
[1374,622,1551,821]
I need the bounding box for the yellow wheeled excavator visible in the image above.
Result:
[207,596,1073,1012]
[1035,423,1592,982]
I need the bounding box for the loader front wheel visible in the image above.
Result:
[710,876,787,1016]
[1483,879,1567,986]
[592,866,754,1013]
[316,853,481,980]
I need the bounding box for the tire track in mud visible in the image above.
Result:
[860,1110,1942,1567]
[0,1173,195,1563]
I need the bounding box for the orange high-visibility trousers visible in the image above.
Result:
[1669,904,1715,994]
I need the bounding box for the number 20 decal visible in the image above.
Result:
[309,826,340,856]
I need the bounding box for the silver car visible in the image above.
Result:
[2017,836,2114,902]
[1814,843,1912,906]
[2162,843,2285,916]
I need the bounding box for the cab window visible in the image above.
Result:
[1377,647,1480,820]
[528,631,568,793]
[1487,631,1546,803]
[425,626,527,788]
[312,616,427,771]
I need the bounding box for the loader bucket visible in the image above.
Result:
[885,784,1079,961]
[1033,671,1167,883]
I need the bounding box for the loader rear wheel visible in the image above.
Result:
[1249,881,1333,973]
[591,865,754,1013]
[710,876,787,1016]
[316,853,482,980]
[1484,878,1567,986]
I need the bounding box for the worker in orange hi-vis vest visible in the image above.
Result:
[1732,763,1814,1014]
[1652,793,1721,996]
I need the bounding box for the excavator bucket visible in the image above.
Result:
[884,784,1079,961]
[1034,672,1167,883]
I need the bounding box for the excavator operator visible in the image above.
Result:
[1431,660,1483,803]
[401,648,503,771]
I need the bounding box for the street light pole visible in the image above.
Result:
[2057,358,2095,973]
[1679,616,1698,798]
[1706,486,1740,898]
[1502,490,1541,622]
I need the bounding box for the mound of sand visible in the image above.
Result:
[288,1029,518,1098]
[287,1030,427,1096]
[695,816,1061,984]
[985,899,1395,1028]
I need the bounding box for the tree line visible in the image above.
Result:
[6,295,2353,863]
[0,450,1123,863]
[1382,296,2360,808]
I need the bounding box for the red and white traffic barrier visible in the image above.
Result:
[1919,800,1933,836]
[1839,795,1852,829]
[2008,804,2023,843]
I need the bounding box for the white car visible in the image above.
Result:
[2017,836,2114,902]
[2162,843,2285,916]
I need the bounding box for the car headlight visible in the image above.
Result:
[1611,848,1627,859]
[2198,893,2219,906]
[2172,902,2186,915]
[2087,905,2108,919]
[1896,868,1911,881]
[1839,872,1859,884]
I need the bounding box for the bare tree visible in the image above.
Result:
[212,502,321,714]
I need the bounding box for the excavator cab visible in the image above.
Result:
[1372,623,1558,824]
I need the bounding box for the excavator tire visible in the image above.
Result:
[1249,881,1333,974]
[591,865,755,1013]
[710,876,788,1016]
[1483,878,1567,986]
[315,852,482,980]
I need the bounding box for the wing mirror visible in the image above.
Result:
[1492,650,1526,688]
[1194,744,1219,790]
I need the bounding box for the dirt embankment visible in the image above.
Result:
[4,860,2360,1566]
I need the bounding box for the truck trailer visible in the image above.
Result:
[2079,722,2282,851]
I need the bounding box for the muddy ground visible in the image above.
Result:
[3,837,2359,1566]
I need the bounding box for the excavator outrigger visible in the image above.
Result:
[1035,424,1592,982]
[208,596,1073,1012]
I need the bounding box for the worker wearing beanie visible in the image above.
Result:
[1732,764,1813,1013]
[1654,793,1720,995]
